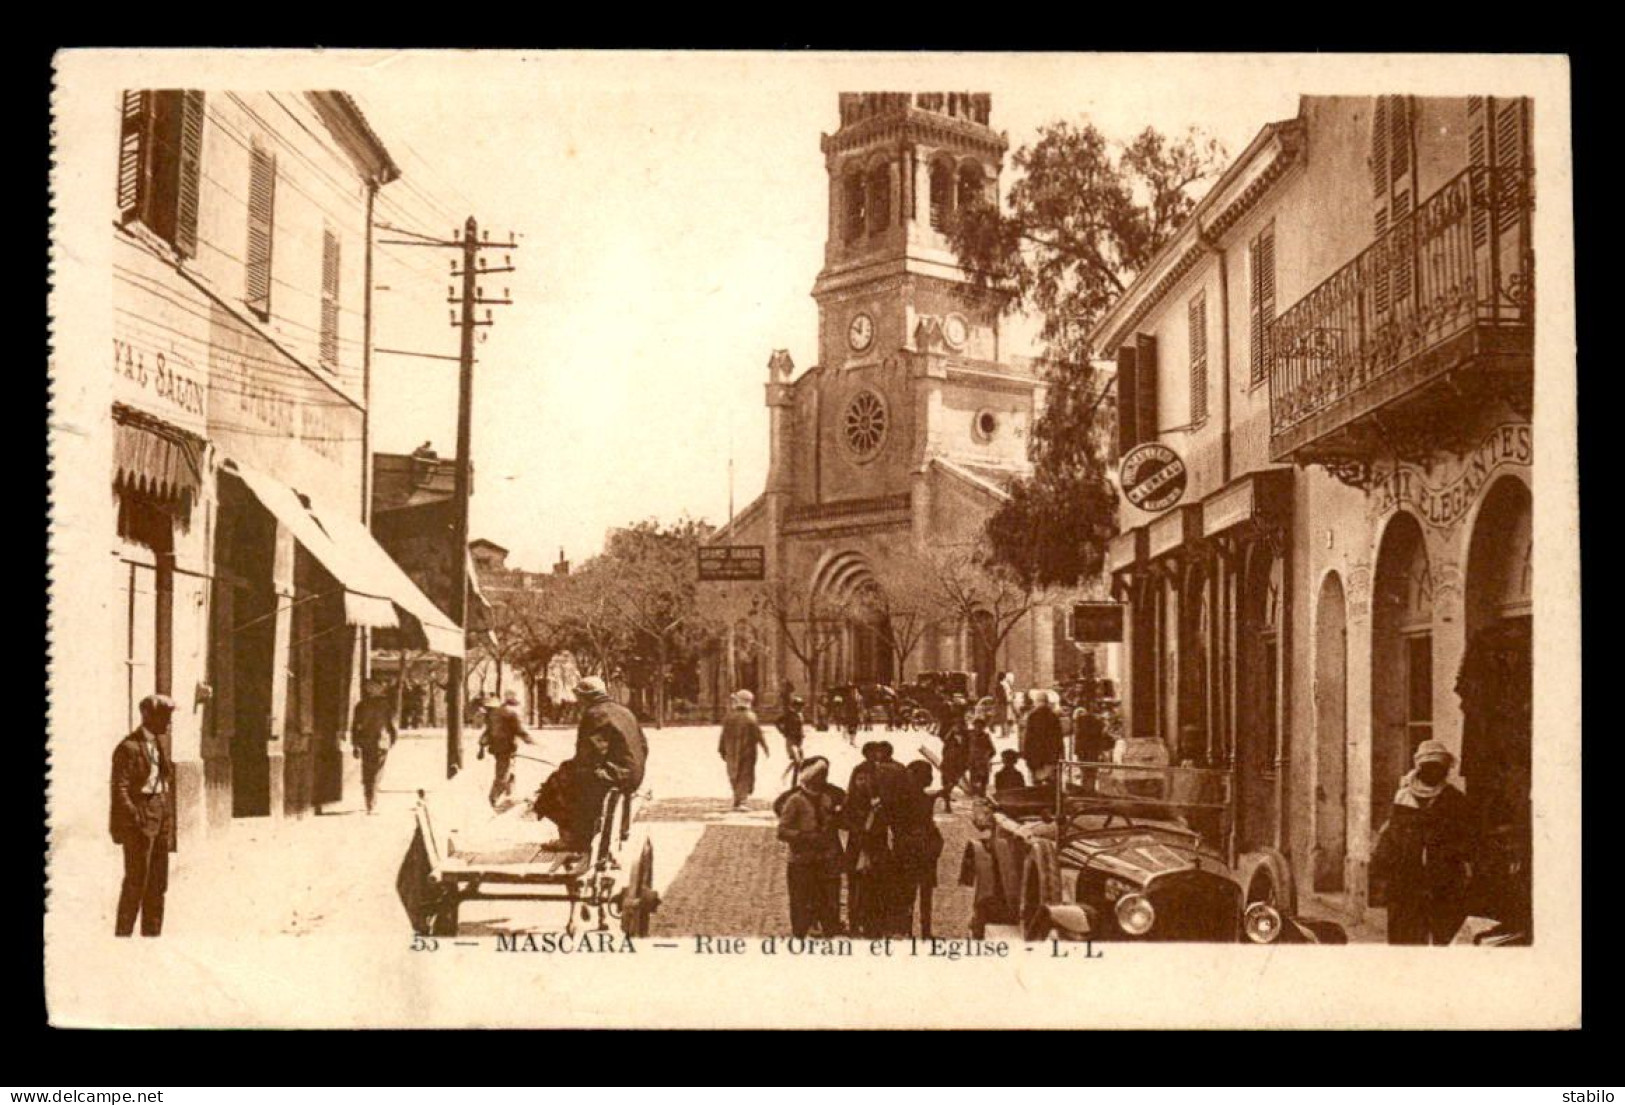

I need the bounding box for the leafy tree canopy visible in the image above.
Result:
[950,121,1226,588]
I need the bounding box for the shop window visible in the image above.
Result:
[1405,632,1433,754]
[245,141,277,321]
[117,90,206,259]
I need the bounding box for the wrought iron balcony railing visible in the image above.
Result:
[1268,165,1534,456]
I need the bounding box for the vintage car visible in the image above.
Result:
[959,760,1342,944]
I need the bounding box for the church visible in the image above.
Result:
[707,92,1073,713]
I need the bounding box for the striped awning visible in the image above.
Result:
[113,405,203,505]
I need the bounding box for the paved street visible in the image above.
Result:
[60,721,1381,943]
[65,724,997,942]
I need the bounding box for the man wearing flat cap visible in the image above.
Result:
[110,694,178,936]
[1371,739,1478,945]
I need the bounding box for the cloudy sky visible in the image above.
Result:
[337,52,1306,571]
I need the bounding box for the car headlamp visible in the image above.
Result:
[1115,892,1156,936]
[1243,901,1284,944]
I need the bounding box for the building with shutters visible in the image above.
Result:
[112,91,464,844]
[706,92,1083,716]
[1095,95,1533,928]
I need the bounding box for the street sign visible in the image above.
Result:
[698,545,766,581]
[1071,601,1125,643]
[1119,442,1188,512]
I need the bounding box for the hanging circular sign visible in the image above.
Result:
[1119,442,1188,512]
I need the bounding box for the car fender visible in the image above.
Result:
[1020,838,1062,941]
[1237,847,1298,917]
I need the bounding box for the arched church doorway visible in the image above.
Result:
[1314,571,1349,892]
[1370,511,1432,904]
[1461,476,1532,932]
[1237,545,1284,852]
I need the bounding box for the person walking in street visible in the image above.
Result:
[778,694,807,781]
[966,715,997,797]
[479,689,534,808]
[719,689,770,811]
[110,694,177,937]
[937,718,968,813]
[995,671,1015,739]
[893,760,946,938]
[351,678,398,814]
[1371,741,1478,945]
[1074,705,1112,762]
[843,742,886,937]
[776,755,847,938]
[1021,690,1063,786]
[533,676,648,852]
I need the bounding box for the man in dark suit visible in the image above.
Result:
[110,694,177,936]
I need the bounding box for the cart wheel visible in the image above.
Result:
[621,839,656,937]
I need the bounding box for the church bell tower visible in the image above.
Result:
[812,92,1009,373]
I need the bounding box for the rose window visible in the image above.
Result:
[843,390,888,460]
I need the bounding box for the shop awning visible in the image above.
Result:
[113,405,203,505]
[220,458,465,658]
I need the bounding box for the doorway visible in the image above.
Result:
[1462,476,1533,932]
[216,476,277,818]
[1370,511,1432,903]
[1313,572,1349,891]
[1237,547,1283,852]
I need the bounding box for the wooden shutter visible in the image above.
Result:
[1189,293,1208,425]
[117,91,153,224]
[1371,96,1389,198]
[1135,333,1158,443]
[1388,96,1411,184]
[245,143,276,319]
[1115,344,1139,457]
[173,91,205,259]
[320,230,341,369]
[1494,98,1529,233]
[1249,226,1275,385]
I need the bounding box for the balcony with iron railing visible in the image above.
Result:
[1268,165,1534,473]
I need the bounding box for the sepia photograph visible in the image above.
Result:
[45,49,1579,1030]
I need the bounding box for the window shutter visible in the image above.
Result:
[1115,344,1139,457]
[173,91,205,259]
[1469,97,1490,249]
[245,144,276,319]
[320,229,341,369]
[1249,226,1275,385]
[117,91,152,224]
[1371,97,1389,198]
[1494,98,1528,233]
[1189,293,1208,425]
[1135,333,1158,444]
[1388,96,1411,184]
[1391,188,1413,306]
[1373,206,1391,315]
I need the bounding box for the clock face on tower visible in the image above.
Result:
[847,312,875,353]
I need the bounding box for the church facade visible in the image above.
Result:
[708,93,1072,712]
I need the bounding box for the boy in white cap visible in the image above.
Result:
[1371,739,1477,945]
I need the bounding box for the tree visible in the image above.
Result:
[597,517,720,728]
[756,580,858,725]
[868,550,956,683]
[925,541,1079,681]
[949,120,1226,587]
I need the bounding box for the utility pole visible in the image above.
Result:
[375,216,516,778]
